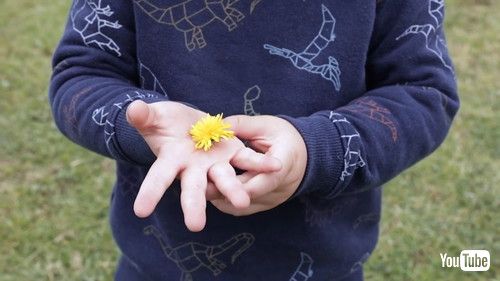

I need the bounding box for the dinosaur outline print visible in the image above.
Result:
[353,213,380,230]
[138,60,168,96]
[134,0,245,51]
[264,4,341,92]
[243,85,261,116]
[249,0,263,14]
[345,98,399,142]
[338,252,371,280]
[301,197,358,227]
[91,91,156,148]
[289,252,314,281]
[144,225,254,281]
[71,0,123,56]
[329,112,366,182]
[396,0,454,73]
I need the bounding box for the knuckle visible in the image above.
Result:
[182,197,197,209]
[183,179,205,192]
[246,189,256,199]
[239,147,253,159]
[269,175,281,190]
[192,182,205,191]
[183,192,205,207]
[234,116,242,128]
[210,163,229,178]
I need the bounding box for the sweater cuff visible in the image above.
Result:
[279,114,345,199]
[110,91,169,166]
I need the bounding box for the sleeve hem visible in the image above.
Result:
[278,113,345,199]
[108,91,169,166]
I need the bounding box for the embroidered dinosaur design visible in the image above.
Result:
[71,0,122,56]
[91,91,156,148]
[264,4,341,92]
[138,61,168,96]
[345,98,398,142]
[243,85,261,116]
[134,0,245,51]
[301,197,357,227]
[353,213,380,230]
[250,0,263,14]
[289,252,314,281]
[338,252,371,280]
[396,0,453,73]
[329,112,365,181]
[144,225,254,281]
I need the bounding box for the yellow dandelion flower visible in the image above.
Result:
[189,113,234,151]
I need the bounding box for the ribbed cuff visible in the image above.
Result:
[109,91,169,166]
[279,113,345,199]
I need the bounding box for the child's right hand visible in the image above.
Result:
[126,100,282,231]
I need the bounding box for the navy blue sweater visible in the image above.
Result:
[49,0,459,280]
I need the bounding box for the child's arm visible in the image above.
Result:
[281,0,459,199]
[49,1,168,166]
[49,1,281,230]
[209,0,459,213]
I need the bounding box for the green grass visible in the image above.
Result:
[0,0,498,280]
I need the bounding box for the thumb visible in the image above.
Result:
[224,115,267,140]
[126,100,157,132]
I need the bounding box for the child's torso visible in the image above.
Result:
[112,1,380,280]
[133,0,375,117]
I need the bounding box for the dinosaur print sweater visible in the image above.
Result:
[49,0,459,280]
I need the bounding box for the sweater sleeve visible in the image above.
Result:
[49,0,168,166]
[281,0,460,199]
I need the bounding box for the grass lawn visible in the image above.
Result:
[0,0,498,280]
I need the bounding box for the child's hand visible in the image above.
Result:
[126,101,281,231]
[207,115,307,216]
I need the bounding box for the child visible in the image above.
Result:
[49,0,459,280]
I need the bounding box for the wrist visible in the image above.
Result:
[113,92,170,166]
[289,122,308,194]
[277,113,344,199]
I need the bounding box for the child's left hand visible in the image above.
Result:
[207,115,307,216]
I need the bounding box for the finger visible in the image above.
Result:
[206,171,256,201]
[134,156,180,218]
[206,181,224,201]
[242,142,291,198]
[237,171,258,184]
[126,100,157,132]
[241,173,281,198]
[208,162,250,209]
[224,115,269,140]
[231,147,282,172]
[180,167,208,232]
[210,199,266,217]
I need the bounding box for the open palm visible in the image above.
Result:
[126,100,281,231]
